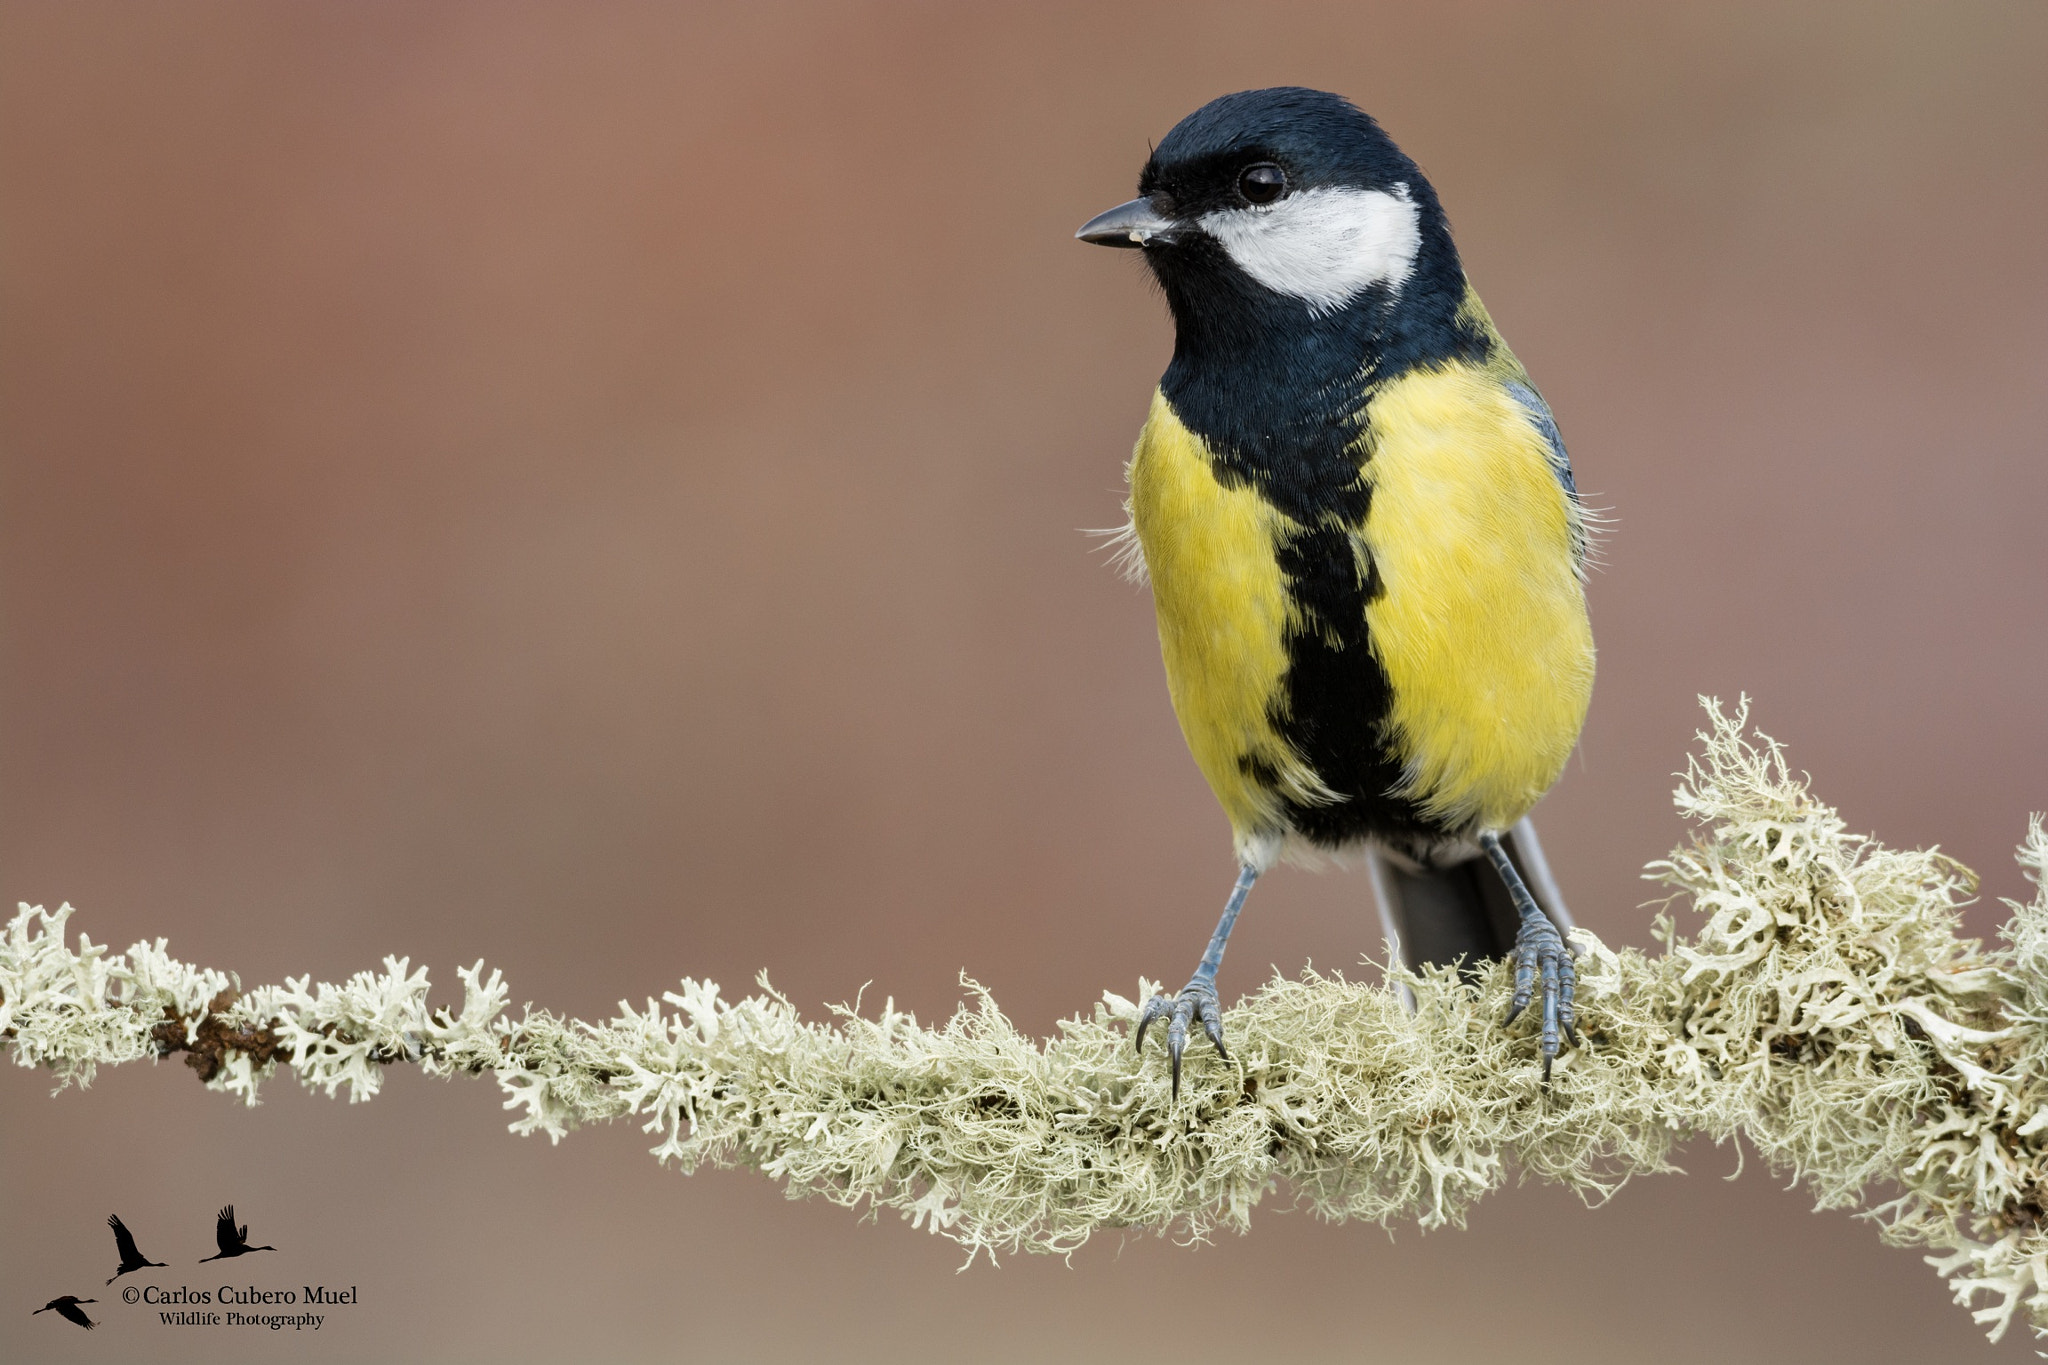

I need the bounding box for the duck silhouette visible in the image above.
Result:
[197,1205,276,1262]
[106,1213,167,1283]
[33,1296,97,1330]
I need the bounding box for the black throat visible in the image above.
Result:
[1147,216,1487,525]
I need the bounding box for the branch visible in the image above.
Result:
[5,701,2047,1342]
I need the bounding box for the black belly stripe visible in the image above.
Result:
[1266,523,1437,845]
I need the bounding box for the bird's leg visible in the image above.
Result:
[1480,830,1578,1079]
[1137,863,1259,1099]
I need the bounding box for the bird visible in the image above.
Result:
[1076,88,1595,1095]
[33,1296,98,1330]
[197,1205,277,1261]
[105,1213,168,1283]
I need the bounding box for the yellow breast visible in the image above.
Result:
[1361,364,1594,830]
[1126,392,1329,850]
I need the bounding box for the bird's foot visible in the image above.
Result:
[1136,975,1226,1100]
[1502,913,1578,1081]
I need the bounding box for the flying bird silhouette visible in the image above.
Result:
[105,1213,167,1283]
[33,1296,97,1330]
[197,1205,276,1261]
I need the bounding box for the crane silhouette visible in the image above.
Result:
[197,1205,276,1261]
[106,1213,167,1283]
[33,1296,97,1330]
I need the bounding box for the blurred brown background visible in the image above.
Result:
[3,2,2044,1361]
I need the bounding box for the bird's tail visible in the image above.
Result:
[1366,816,1573,977]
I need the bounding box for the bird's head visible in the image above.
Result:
[1077,88,1457,330]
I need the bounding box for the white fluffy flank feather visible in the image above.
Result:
[1082,516,1149,585]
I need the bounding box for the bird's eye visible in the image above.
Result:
[1237,163,1286,205]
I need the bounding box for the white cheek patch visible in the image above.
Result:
[1200,184,1422,315]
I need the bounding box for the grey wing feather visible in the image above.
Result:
[1505,379,1600,571]
[1504,380,1576,497]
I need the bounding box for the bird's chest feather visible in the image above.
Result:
[1356,364,1594,828]
[1126,392,1329,836]
[1128,365,1593,839]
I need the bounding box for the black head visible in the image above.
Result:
[1077,90,1497,523]
[1078,88,1466,338]
[1139,87,1422,221]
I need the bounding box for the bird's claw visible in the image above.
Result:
[1502,916,1578,1081]
[1136,978,1227,1099]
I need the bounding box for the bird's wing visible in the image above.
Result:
[215,1206,238,1252]
[59,1302,94,1328]
[1503,381,1575,497]
[1502,378,1599,574]
[109,1214,141,1262]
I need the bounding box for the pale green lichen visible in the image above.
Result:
[4,701,2047,1342]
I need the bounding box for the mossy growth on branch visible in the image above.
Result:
[4,701,2046,1342]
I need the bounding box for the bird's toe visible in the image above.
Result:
[1138,979,1227,1099]
[1503,918,1579,1080]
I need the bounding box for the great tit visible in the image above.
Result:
[1078,88,1594,1094]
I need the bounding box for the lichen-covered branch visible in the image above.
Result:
[4,701,2047,1342]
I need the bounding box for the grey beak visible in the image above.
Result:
[1076,197,1177,248]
